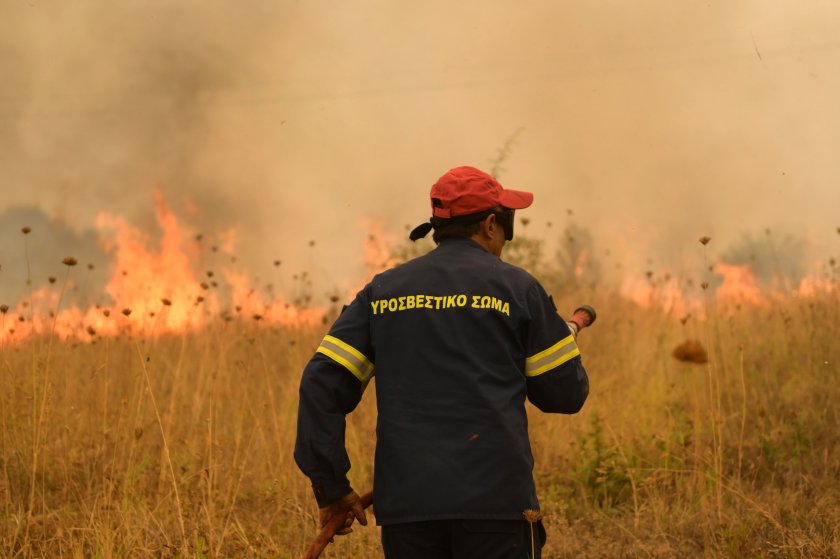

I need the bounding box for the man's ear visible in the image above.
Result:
[482,213,497,238]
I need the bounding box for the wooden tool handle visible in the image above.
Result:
[301,491,374,559]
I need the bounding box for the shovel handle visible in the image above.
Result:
[301,491,374,559]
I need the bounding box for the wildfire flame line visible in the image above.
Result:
[1,198,835,344]
[1,195,326,344]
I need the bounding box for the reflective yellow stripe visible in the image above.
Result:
[527,334,574,363]
[316,335,374,383]
[316,346,366,382]
[324,335,368,364]
[526,347,581,377]
[525,334,580,377]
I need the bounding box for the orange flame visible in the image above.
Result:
[359,218,400,278]
[713,263,764,305]
[95,193,205,332]
[574,249,589,279]
[619,274,696,316]
[0,193,325,344]
[795,276,836,298]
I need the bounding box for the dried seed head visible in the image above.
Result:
[62,257,78,266]
[87,263,94,271]
[523,509,543,523]
[195,296,205,304]
[329,295,340,303]
[309,240,316,247]
[121,308,132,317]
[21,226,31,234]
[672,339,708,364]
[103,309,110,317]
[701,281,710,290]
[520,217,530,227]
[200,282,209,290]
[48,276,56,284]
[0,304,7,314]
[252,314,262,321]
[273,259,281,267]
[134,427,144,440]
[699,236,711,245]
[86,326,96,336]
[161,298,172,306]
[206,270,214,278]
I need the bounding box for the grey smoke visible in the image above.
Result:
[1,1,839,303]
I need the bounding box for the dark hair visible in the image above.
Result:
[432,217,482,243]
[431,207,514,244]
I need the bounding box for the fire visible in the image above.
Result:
[2,200,836,344]
[223,269,324,325]
[359,218,400,278]
[619,274,696,316]
[95,193,206,332]
[574,249,589,279]
[0,194,326,344]
[713,263,764,305]
[795,277,836,298]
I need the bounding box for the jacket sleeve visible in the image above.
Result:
[523,282,589,414]
[294,286,375,507]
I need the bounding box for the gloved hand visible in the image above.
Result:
[318,491,368,538]
[567,304,597,336]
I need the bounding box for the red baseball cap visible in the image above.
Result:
[430,166,533,218]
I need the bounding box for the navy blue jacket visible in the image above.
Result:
[294,238,588,524]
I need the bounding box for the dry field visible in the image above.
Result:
[1,261,839,557]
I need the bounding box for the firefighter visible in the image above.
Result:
[294,166,590,559]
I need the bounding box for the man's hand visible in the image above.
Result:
[567,304,597,336]
[318,491,368,538]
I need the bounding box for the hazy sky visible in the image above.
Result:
[1,0,839,300]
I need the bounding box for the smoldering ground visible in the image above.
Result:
[1,0,839,303]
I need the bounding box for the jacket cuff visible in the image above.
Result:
[312,478,352,508]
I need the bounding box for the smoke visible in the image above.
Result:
[0,207,107,304]
[1,2,270,218]
[1,1,839,301]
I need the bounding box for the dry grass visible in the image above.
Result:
[1,289,839,557]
